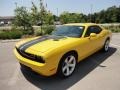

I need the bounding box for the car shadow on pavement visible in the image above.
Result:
[21,47,117,90]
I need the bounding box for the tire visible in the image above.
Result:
[57,52,77,78]
[19,63,31,70]
[20,63,24,68]
[102,39,110,52]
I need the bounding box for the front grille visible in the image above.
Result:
[16,47,45,63]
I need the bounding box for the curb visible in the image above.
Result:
[0,39,20,43]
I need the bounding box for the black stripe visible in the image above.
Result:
[18,35,66,52]
[19,35,50,51]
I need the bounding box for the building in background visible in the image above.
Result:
[0,16,14,26]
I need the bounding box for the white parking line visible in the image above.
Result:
[110,44,120,48]
[8,63,20,86]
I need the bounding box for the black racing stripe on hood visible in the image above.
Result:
[19,35,50,51]
[18,35,66,51]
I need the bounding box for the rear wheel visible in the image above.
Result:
[57,53,77,78]
[102,39,110,52]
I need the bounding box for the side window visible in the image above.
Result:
[85,26,102,37]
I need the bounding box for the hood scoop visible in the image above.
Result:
[52,36,67,41]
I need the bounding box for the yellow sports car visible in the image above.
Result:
[14,23,112,77]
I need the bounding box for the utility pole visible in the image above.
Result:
[15,2,17,8]
[90,4,93,23]
[57,8,58,17]
[57,8,58,21]
[40,0,43,35]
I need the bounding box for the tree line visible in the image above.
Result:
[59,6,120,24]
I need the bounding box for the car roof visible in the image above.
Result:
[64,23,98,27]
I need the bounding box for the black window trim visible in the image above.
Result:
[84,25,102,37]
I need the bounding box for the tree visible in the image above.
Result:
[39,0,54,25]
[13,6,34,34]
[38,0,54,35]
[30,2,40,25]
[44,11,54,25]
[13,0,54,35]
[60,6,120,24]
[60,12,87,24]
[60,11,69,24]
[53,15,59,21]
[90,6,120,23]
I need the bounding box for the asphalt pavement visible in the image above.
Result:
[0,33,120,90]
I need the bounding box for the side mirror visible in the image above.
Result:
[90,33,97,37]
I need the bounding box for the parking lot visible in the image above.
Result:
[0,33,120,90]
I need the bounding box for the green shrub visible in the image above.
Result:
[11,26,34,35]
[22,27,34,35]
[102,25,120,33]
[43,25,55,35]
[0,30,23,39]
[110,28,120,33]
[34,28,42,36]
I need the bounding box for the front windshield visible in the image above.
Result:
[52,26,84,37]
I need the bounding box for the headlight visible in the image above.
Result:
[35,55,45,63]
[16,47,45,63]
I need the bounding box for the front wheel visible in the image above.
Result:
[57,53,77,78]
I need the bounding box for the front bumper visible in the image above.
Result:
[14,49,56,76]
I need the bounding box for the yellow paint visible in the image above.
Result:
[14,23,112,76]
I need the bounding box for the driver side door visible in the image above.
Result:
[84,25,103,53]
[78,25,102,61]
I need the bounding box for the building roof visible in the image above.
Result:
[0,16,14,20]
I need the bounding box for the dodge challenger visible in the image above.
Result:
[14,23,112,77]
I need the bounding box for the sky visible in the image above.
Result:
[0,0,120,16]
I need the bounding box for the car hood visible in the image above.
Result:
[16,35,79,53]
